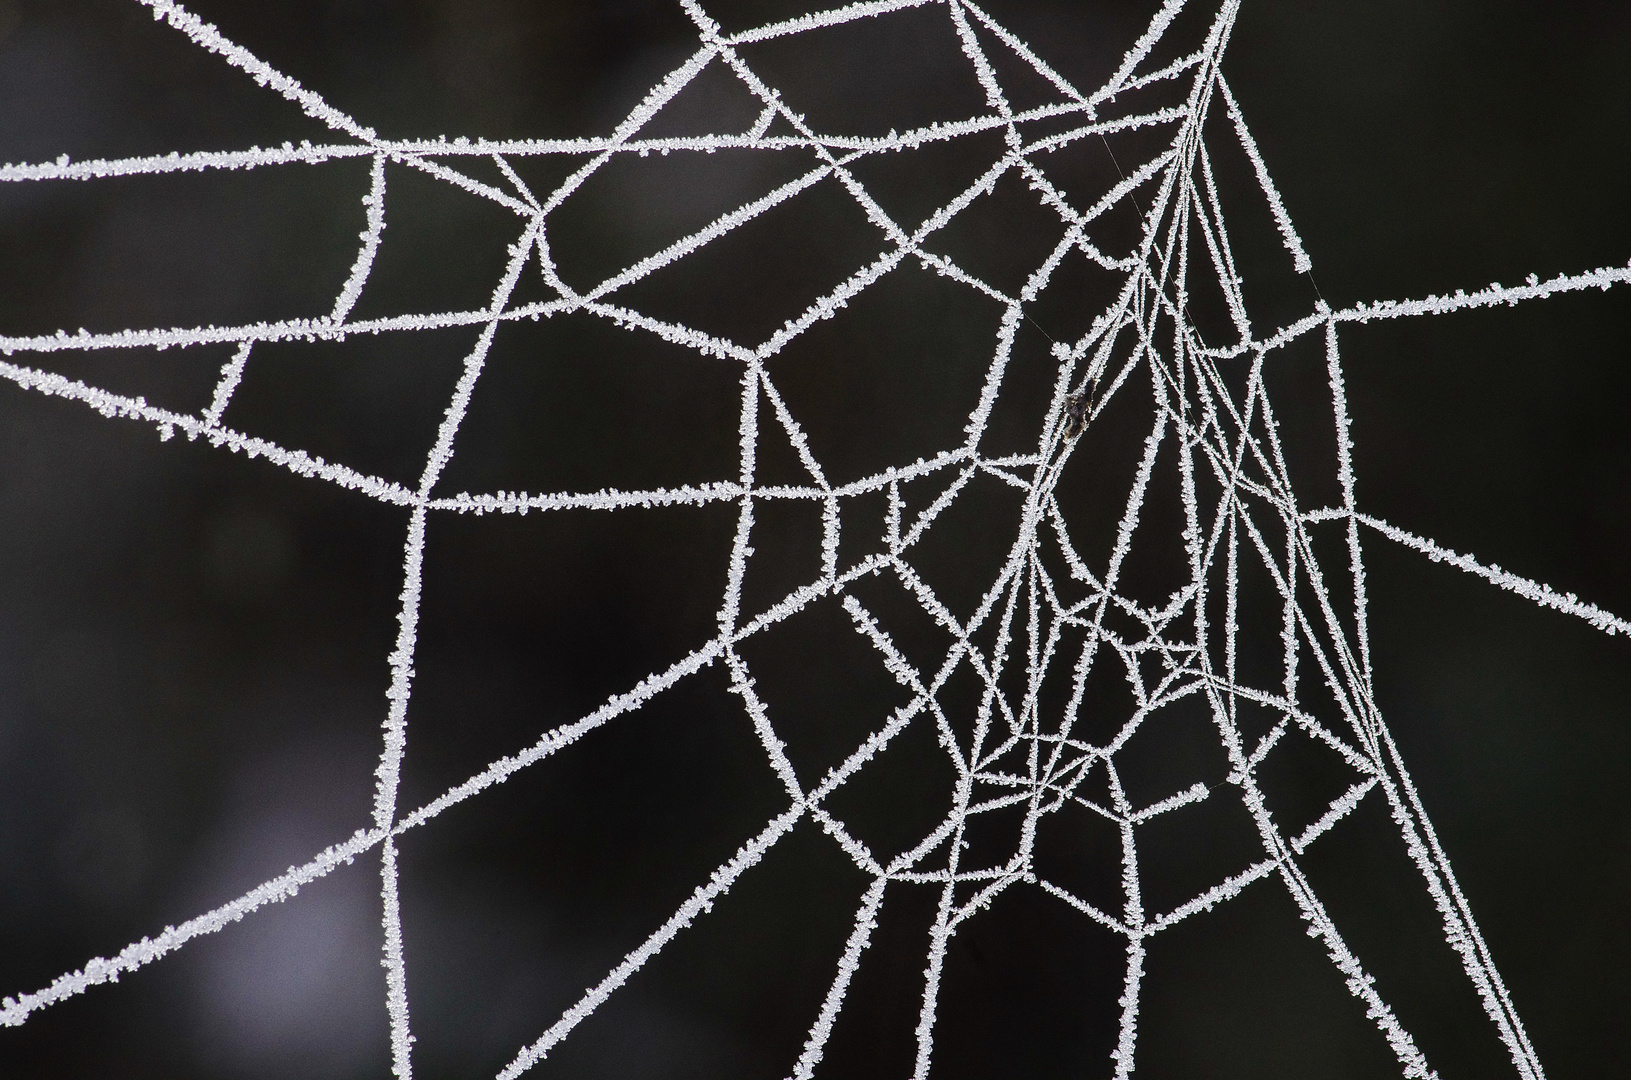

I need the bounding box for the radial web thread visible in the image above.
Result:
[2,0,1628,1077]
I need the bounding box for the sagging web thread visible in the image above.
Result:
[1,0,1629,1077]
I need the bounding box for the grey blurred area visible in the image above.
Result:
[0,1,1628,1078]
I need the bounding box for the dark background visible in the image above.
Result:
[1,1,1629,1077]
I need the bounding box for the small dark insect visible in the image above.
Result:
[1061,389,1089,441]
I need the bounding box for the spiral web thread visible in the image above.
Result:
[2,0,1629,1076]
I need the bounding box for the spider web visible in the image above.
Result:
[2,0,1629,1076]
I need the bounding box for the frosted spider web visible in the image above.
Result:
[2,0,1628,1076]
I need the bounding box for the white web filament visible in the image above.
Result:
[1,0,1626,1077]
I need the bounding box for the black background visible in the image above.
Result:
[1,1,1629,1077]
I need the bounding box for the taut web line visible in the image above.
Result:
[1,0,1624,1077]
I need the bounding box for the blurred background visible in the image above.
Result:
[0,0,1629,1077]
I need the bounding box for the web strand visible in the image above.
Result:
[1,2,1623,1078]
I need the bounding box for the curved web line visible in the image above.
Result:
[0,1,1622,1078]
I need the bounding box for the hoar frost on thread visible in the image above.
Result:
[0,2,1621,1080]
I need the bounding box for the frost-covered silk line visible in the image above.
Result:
[1,1,1616,1078]
[1360,514,1631,637]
